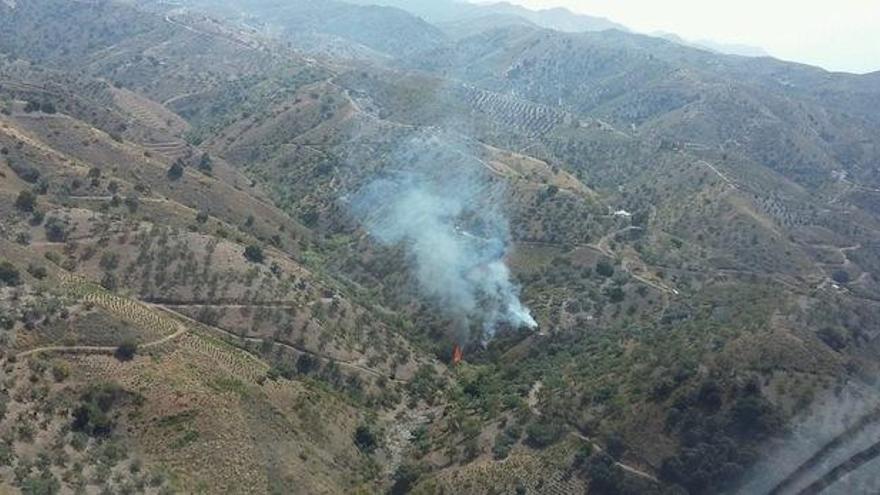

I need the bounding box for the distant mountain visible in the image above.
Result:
[344,0,471,22]
[348,0,626,33]
[694,39,769,57]
[438,12,539,40]
[475,1,627,32]
[654,31,770,58]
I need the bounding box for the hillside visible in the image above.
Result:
[1,0,880,494]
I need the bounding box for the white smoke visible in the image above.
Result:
[351,132,536,341]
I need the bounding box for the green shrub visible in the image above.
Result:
[27,264,47,280]
[586,453,625,494]
[525,418,565,448]
[167,161,184,181]
[115,341,138,361]
[72,383,127,437]
[20,471,60,495]
[8,161,40,183]
[604,432,626,459]
[492,425,521,460]
[832,270,850,284]
[44,217,68,243]
[99,252,120,271]
[243,245,265,264]
[14,190,37,212]
[0,261,21,287]
[39,101,56,114]
[606,286,625,303]
[198,153,213,173]
[596,261,615,278]
[354,425,378,453]
[390,463,424,495]
[50,361,70,382]
[817,327,847,351]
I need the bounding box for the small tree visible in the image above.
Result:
[587,453,625,494]
[72,383,126,437]
[817,327,847,351]
[44,217,68,243]
[198,153,213,173]
[354,425,378,453]
[115,341,138,361]
[9,162,40,183]
[244,245,265,264]
[27,264,47,280]
[124,195,140,213]
[0,261,21,287]
[295,354,320,375]
[167,160,184,181]
[607,286,625,303]
[88,167,102,186]
[525,418,565,448]
[391,463,424,495]
[605,432,626,459]
[596,261,615,278]
[832,270,850,284]
[14,190,37,212]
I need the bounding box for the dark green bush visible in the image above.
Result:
[832,270,850,284]
[525,418,565,448]
[353,425,378,453]
[596,261,615,278]
[167,161,184,181]
[43,217,68,243]
[115,341,138,361]
[14,190,37,212]
[72,383,127,437]
[817,327,847,351]
[244,245,265,264]
[0,261,21,287]
[390,463,424,495]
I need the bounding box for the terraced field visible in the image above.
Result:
[112,86,190,135]
[457,84,571,136]
[66,276,180,333]
[418,443,586,494]
[141,139,189,159]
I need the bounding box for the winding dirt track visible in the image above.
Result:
[527,380,659,484]
[158,304,405,383]
[569,432,659,483]
[15,319,188,359]
[24,271,399,386]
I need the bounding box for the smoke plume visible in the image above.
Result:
[351,132,536,341]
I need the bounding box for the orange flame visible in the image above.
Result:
[452,344,464,366]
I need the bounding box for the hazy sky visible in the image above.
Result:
[494,0,880,74]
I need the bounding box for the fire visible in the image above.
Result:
[452,344,464,366]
